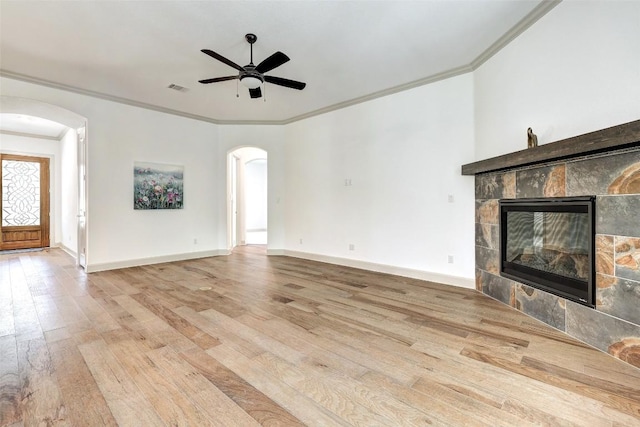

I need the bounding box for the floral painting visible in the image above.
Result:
[134,162,183,209]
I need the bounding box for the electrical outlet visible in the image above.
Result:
[448,194,455,203]
[193,238,198,244]
[299,238,303,244]
[448,255,454,264]
[349,244,355,251]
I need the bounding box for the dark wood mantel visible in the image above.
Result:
[462,119,640,176]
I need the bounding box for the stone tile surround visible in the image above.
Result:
[475,148,640,370]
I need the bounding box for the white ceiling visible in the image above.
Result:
[0,0,554,126]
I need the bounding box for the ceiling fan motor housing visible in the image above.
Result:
[240,65,264,83]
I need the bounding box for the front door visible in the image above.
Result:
[0,154,50,250]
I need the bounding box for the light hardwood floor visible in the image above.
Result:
[1,246,640,426]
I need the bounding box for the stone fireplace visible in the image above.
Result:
[463,120,640,370]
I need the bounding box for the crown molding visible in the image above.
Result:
[0,69,232,125]
[0,1,561,126]
[470,0,562,70]
[280,64,474,125]
[1,66,473,126]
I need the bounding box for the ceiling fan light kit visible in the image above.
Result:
[240,75,263,89]
[199,33,306,99]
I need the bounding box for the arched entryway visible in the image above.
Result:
[0,96,88,267]
[227,147,267,251]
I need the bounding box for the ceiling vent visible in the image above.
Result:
[167,83,188,92]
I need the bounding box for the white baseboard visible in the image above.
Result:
[266,249,286,256]
[56,242,78,259]
[85,250,225,273]
[85,248,474,289]
[270,249,475,289]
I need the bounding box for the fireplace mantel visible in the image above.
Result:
[462,119,640,176]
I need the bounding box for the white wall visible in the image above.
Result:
[59,127,78,254]
[284,73,476,284]
[245,159,268,231]
[474,0,640,160]
[88,104,220,268]
[0,77,221,270]
[0,132,62,246]
[6,2,632,284]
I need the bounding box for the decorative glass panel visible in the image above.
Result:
[2,160,41,226]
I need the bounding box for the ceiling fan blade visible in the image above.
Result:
[264,75,306,90]
[201,49,244,72]
[249,87,262,99]
[255,51,290,74]
[198,76,239,84]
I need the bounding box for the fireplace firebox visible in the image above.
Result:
[499,197,595,307]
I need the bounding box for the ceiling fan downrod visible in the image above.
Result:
[245,33,257,65]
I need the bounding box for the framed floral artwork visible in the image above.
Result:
[133,162,183,209]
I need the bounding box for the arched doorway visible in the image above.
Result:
[227,147,267,251]
[0,96,88,267]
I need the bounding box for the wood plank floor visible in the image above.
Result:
[1,246,640,426]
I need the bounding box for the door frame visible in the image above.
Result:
[77,127,87,267]
[230,154,239,248]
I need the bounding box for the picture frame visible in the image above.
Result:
[133,162,184,210]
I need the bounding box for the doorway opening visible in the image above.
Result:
[0,97,88,268]
[227,147,268,251]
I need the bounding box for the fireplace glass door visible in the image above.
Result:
[500,197,595,307]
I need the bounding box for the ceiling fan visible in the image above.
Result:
[199,33,306,99]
